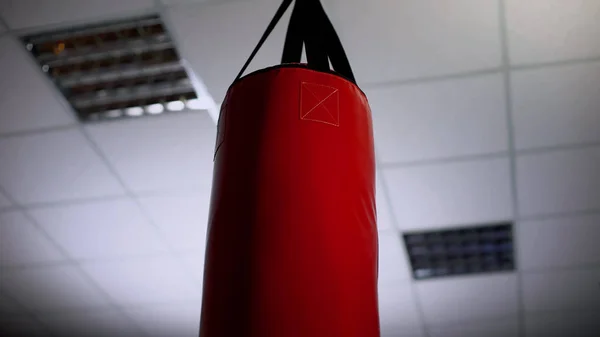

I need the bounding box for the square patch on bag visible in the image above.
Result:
[300,82,339,126]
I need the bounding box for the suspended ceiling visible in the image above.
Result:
[1,0,600,336]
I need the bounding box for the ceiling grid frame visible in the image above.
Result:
[0,187,151,337]
[0,184,62,337]
[0,3,204,336]
[375,145,431,337]
[497,0,524,336]
[1,1,600,336]
[1,0,205,290]
[0,291,55,336]
[370,0,600,335]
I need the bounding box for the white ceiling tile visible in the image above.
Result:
[136,192,210,252]
[376,175,394,231]
[29,199,169,260]
[0,0,155,30]
[161,0,212,4]
[0,294,23,315]
[80,256,202,306]
[368,74,507,164]
[512,62,600,150]
[0,190,13,208]
[165,0,291,102]
[40,310,144,337]
[0,211,65,266]
[85,113,215,193]
[516,147,600,216]
[0,36,75,135]
[381,326,424,337]
[526,310,600,337]
[518,214,600,270]
[378,284,422,333]
[384,158,513,230]
[428,318,519,337]
[0,265,110,312]
[329,0,501,85]
[378,231,411,285]
[0,129,126,205]
[0,315,51,337]
[523,268,600,312]
[180,251,205,283]
[506,0,600,65]
[415,274,518,326]
[125,303,202,337]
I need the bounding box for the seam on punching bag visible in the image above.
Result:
[231,64,365,97]
[300,82,340,127]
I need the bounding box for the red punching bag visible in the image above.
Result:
[200,0,380,336]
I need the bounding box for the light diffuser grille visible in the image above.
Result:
[403,223,515,280]
[22,15,208,122]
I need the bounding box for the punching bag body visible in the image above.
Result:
[200,1,380,336]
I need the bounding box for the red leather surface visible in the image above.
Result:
[200,66,379,337]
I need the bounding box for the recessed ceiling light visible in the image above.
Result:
[166,100,185,111]
[403,223,514,280]
[146,103,164,114]
[105,109,122,118]
[22,15,198,122]
[125,107,144,117]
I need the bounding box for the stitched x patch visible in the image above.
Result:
[300,82,339,126]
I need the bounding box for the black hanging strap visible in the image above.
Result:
[234,0,293,82]
[235,0,356,84]
[283,0,329,71]
[281,0,303,65]
[281,0,355,83]
[311,0,355,82]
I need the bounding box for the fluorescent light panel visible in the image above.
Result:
[22,15,202,122]
[403,223,515,280]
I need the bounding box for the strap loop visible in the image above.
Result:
[234,0,356,84]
